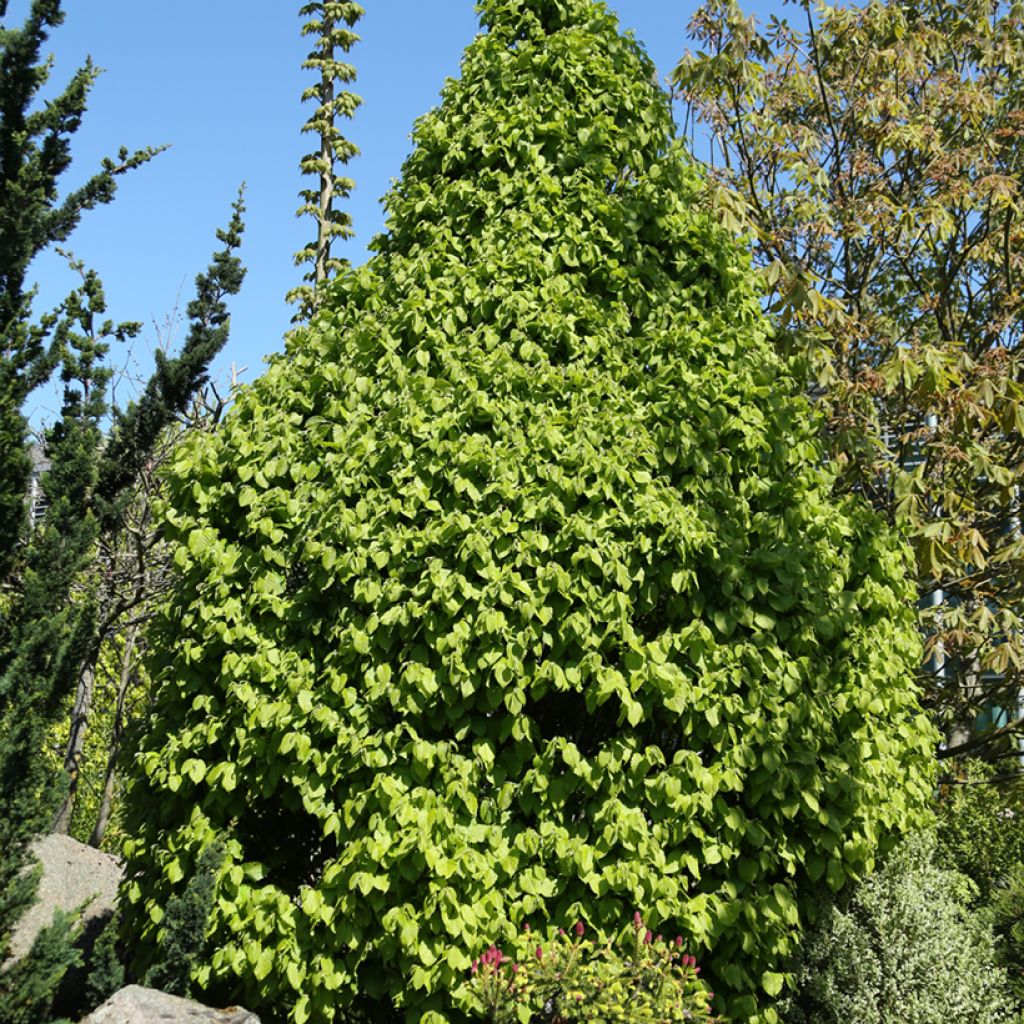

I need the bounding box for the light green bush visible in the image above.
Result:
[119,1,936,1022]
[781,832,1016,1024]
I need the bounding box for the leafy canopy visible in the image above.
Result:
[675,0,1024,761]
[122,2,936,1022]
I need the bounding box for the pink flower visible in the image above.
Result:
[655,934,663,944]
[558,927,566,937]
[675,936,683,948]
[523,922,531,933]
[536,946,544,960]
[512,963,520,974]
[575,921,585,937]
[633,911,643,928]
[644,930,653,945]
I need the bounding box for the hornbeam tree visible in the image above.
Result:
[288,1,363,320]
[121,1,936,1022]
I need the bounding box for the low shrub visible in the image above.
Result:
[990,864,1024,1001]
[936,759,1024,902]
[779,832,1015,1024]
[465,913,717,1024]
[935,761,1024,1003]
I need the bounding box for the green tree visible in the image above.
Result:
[0,4,153,1014]
[120,2,936,1022]
[0,4,247,1017]
[0,0,156,577]
[674,0,1024,764]
[0,258,134,1022]
[50,198,248,837]
[288,1,363,320]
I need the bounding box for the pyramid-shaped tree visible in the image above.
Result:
[120,2,936,1022]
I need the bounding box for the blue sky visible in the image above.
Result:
[12,1,778,423]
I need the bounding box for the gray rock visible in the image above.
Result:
[81,985,262,1023]
[8,833,122,960]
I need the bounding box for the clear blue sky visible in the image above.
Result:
[11,0,777,423]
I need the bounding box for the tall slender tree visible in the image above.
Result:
[51,195,247,837]
[0,3,246,1018]
[0,0,157,578]
[0,4,155,1016]
[288,1,363,320]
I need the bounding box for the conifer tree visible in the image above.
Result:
[0,0,157,577]
[0,6,247,1016]
[0,4,154,1015]
[51,194,248,836]
[288,1,363,320]
[0,196,246,1021]
[121,2,936,1022]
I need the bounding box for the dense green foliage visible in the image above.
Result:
[85,913,125,1013]
[121,1,936,1022]
[937,761,1024,901]
[936,762,1024,997]
[0,908,81,1024]
[143,839,226,997]
[676,0,1024,760]
[468,915,715,1024]
[780,833,1015,1024]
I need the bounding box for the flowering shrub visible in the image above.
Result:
[466,914,717,1024]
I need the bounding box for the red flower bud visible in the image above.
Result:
[644,930,653,944]
[523,922,531,933]
[655,934,662,944]
[675,936,683,948]
[575,921,585,937]
[558,927,566,937]
[633,911,643,928]
[536,946,544,960]
[512,963,520,974]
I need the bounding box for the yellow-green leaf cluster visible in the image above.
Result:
[121,2,936,1023]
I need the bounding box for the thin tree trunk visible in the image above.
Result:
[53,653,98,834]
[315,22,335,288]
[89,624,138,848]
